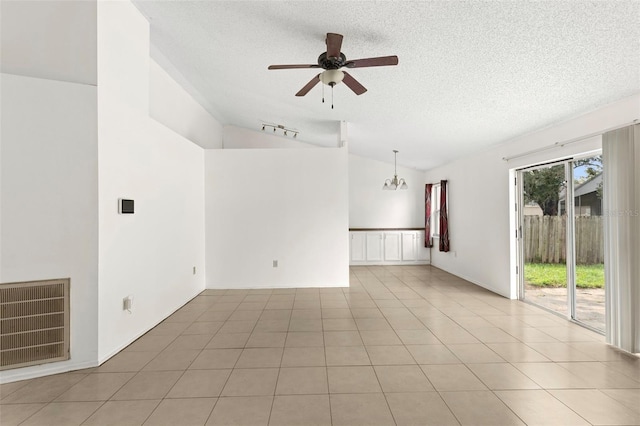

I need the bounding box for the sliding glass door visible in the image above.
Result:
[572,155,605,330]
[517,154,605,332]
[519,162,569,318]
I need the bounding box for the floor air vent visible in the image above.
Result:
[1,279,70,370]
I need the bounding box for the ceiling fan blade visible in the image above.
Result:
[342,72,367,95]
[345,55,399,68]
[295,74,321,96]
[326,33,343,58]
[268,64,320,70]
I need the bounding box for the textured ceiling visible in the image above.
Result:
[132,1,640,170]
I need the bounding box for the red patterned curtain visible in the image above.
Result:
[439,180,450,252]
[424,184,433,247]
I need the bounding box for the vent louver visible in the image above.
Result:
[1,279,70,370]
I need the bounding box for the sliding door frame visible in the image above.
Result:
[565,162,577,321]
[516,158,572,304]
[516,153,604,333]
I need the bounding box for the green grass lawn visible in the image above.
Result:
[525,263,604,288]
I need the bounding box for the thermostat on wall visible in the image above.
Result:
[118,198,134,214]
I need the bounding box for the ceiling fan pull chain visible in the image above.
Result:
[331,85,334,109]
[322,83,325,104]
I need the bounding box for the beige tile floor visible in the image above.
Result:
[1,265,639,425]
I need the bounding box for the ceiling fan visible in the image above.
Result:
[268,33,398,107]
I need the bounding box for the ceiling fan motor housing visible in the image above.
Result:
[317,52,347,69]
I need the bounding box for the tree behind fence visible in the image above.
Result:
[523,215,604,264]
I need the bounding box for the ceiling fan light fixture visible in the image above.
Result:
[320,69,344,86]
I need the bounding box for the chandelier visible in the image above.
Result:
[382,150,408,190]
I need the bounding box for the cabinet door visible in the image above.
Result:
[401,232,417,261]
[366,233,383,261]
[416,231,431,261]
[350,233,366,262]
[383,233,401,261]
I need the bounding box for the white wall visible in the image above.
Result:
[0,73,99,382]
[0,0,220,382]
[97,0,206,361]
[205,148,349,288]
[223,125,315,149]
[150,60,223,149]
[0,0,97,85]
[349,154,425,229]
[425,94,640,298]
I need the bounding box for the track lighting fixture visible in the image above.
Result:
[261,123,299,138]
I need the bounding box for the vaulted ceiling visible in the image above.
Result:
[132,1,640,170]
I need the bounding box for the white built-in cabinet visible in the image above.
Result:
[365,233,383,261]
[350,230,430,265]
[401,232,417,261]
[384,233,401,261]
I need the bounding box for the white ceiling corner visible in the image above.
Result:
[132,0,640,170]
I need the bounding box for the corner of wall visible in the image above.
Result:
[96,0,207,361]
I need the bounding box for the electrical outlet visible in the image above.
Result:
[273,260,278,268]
[122,296,133,313]
[193,266,196,275]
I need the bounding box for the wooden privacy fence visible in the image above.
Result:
[523,215,604,264]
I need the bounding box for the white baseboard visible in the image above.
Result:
[206,281,350,290]
[349,261,431,266]
[0,359,99,384]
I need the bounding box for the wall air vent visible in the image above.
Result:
[0,279,70,370]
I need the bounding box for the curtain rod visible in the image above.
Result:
[502,119,638,162]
